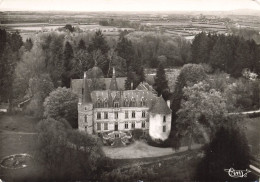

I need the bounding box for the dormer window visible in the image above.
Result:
[124,98,129,107]
[131,98,136,107]
[96,98,102,108]
[114,102,119,108]
[141,97,146,107]
[104,99,108,108]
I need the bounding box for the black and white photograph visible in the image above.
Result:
[0,0,260,181]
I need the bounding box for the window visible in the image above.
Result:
[114,102,119,108]
[104,99,108,107]
[104,112,108,119]
[97,123,101,131]
[142,121,145,128]
[131,98,136,107]
[97,100,102,108]
[104,123,108,130]
[125,122,128,129]
[85,126,87,130]
[141,97,146,106]
[132,111,135,118]
[115,112,118,119]
[142,111,146,118]
[125,111,128,119]
[124,99,129,107]
[85,107,87,111]
[97,112,101,120]
[131,122,135,129]
[163,126,166,132]
[163,115,166,123]
[84,115,87,122]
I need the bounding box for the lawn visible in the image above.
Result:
[0,114,43,182]
[103,141,201,159]
[244,117,260,158]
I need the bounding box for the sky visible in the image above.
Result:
[0,0,260,12]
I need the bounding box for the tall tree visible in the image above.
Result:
[0,29,7,56]
[62,41,74,88]
[195,124,256,182]
[176,82,228,150]
[191,32,210,64]
[116,35,134,71]
[153,63,168,97]
[88,30,109,54]
[24,38,33,51]
[44,87,78,128]
[138,66,145,83]
[25,73,54,117]
[77,39,86,50]
[107,49,127,77]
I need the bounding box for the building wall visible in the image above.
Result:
[149,113,171,141]
[92,107,149,133]
[78,103,94,134]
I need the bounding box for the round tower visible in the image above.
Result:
[149,96,172,141]
[78,72,94,134]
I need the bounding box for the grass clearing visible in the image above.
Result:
[244,117,260,157]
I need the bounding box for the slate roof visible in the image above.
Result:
[135,82,157,95]
[150,96,172,115]
[71,77,127,96]
[72,77,171,114]
[90,90,157,108]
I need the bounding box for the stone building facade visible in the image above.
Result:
[72,68,172,141]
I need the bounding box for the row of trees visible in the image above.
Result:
[0,29,24,111]
[191,32,260,77]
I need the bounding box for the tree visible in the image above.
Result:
[176,82,228,150]
[25,74,54,117]
[64,24,75,32]
[8,30,23,52]
[77,39,86,50]
[35,118,109,181]
[35,118,71,180]
[153,63,168,97]
[40,33,64,87]
[44,87,78,128]
[195,125,257,182]
[62,41,74,88]
[191,32,210,64]
[171,64,207,123]
[0,29,7,56]
[24,38,33,51]
[91,49,109,76]
[71,49,93,79]
[88,30,109,54]
[116,35,134,71]
[107,49,127,77]
[138,66,145,83]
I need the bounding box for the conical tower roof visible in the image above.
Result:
[150,96,171,115]
[109,67,118,90]
[82,72,92,104]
